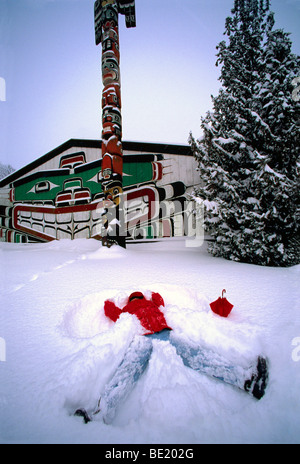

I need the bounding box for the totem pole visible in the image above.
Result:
[94,0,136,248]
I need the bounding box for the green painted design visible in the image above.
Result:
[14,159,155,203]
[123,161,153,188]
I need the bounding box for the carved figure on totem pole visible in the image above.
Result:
[94,0,136,247]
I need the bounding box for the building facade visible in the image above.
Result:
[0,139,200,244]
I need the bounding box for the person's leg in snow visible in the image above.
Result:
[101,331,267,421]
[74,336,153,424]
[74,329,268,424]
[168,332,268,400]
[101,336,153,424]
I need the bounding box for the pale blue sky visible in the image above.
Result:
[0,0,299,170]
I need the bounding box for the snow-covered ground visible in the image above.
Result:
[0,238,299,444]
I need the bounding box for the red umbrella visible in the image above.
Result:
[210,289,234,318]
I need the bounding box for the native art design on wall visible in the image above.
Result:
[94,0,136,247]
[0,150,196,244]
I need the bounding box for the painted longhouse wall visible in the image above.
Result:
[0,139,200,243]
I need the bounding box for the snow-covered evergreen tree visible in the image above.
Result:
[190,0,300,267]
[0,162,15,181]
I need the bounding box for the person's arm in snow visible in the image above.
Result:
[104,300,122,323]
[151,292,165,308]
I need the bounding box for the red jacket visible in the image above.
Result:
[104,292,171,335]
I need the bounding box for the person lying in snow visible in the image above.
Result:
[104,291,171,335]
[75,291,269,424]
